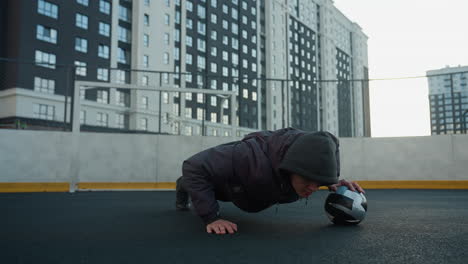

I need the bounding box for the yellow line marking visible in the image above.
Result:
[355,180,468,189]
[0,183,69,193]
[78,182,176,190]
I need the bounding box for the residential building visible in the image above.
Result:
[0,0,370,137]
[427,65,468,135]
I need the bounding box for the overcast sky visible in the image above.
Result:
[332,0,468,137]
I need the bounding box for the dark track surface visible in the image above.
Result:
[1,190,467,264]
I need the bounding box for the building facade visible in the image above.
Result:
[0,0,370,137]
[427,65,468,135]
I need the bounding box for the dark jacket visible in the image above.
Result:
[181,128,340,224]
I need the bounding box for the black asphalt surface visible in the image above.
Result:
[1,190,467,264]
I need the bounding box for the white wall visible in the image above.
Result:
[1,130,467,188]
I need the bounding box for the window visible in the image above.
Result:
[77,0,89,6]
[185,126,193,136]
[98,44,109,59]
[165,0,170,7]
[38,0,58,19]
[250,20,257,29]
[211,63,217,73]
[232,8,238,19]
[143,55,149,68]
[170,10,178,24]
[34,77,55,94]
[210,96,217,106]
[186,35,193,47]
[116,91,128,106]
[144,14,150,26]
[174,47,180,60]
[211,13,217,24]
[36,25,57,44]
[97,112,109,127]
[35,50,56,69]
[222,20,228,30]
[211,47,217,56]
[186,54,192,65]
[99,22,110,37]
[197,56,205,69]
[232,38,238,49]
[163,52,170,64]
[197,39,206,52]
[74,61,87,76]
[185,92,192,101]
[162,92,169,104]
[164,14,170,25]
[197,5,206,18]
[33,103,55,120]
[97,68,109,81]
[99,0,111,14]
[211,0,217,8]
[116,70,127,84]
[119,5,131,22]
[243,89,248,98]
[252,91,257,101]
[141,118,148,131]
[164,33,170,45]
[142,96,149,109]
[80,110,86,124]
[162,73,169,84]
[118,48,129,64]
[223,115,229,125]
[142,75,149,86]
[144,0,150,6]
[185,107,192,118]
[186,1,193,11]
[76,13,88,29]
[210,79,217,89]
[116,114,125,129]
[75,37,88,53]
[197,93,204,103]
[143,34,150,47]
[97,90,108,103]
[232,23,238,35]
[211,30,217,40]
[186,19,193,29]
[118,26,131,43]
[211,113,217,123]
[242,15,247,25]
[232,53,238,65]
[197,108,203,120]
[197,22,206,35]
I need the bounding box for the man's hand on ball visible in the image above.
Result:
[328,179,365,194]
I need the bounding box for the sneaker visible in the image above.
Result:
[175,178,189,211]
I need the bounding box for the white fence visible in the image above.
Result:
[1,130,468,191]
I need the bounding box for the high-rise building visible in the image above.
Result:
[427,65,468,135]
[0,0,370,137]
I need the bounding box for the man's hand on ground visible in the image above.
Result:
[328,179,365,194]
[206,219,238,234]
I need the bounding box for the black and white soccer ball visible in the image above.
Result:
[324,186,367,225]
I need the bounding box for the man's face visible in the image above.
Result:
[290,174,320,198]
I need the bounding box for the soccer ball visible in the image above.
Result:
[324,186,367,225]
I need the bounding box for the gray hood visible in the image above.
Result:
[278,131,340,185]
